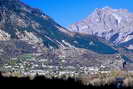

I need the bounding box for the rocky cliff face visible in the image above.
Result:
[69,7,133,50]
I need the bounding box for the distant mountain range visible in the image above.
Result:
[0,0,133,77]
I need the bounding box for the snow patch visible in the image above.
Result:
[81,25,88,30]
[0,30,11,40]
[62,40,75,48]
[73,40,78,44]
[112,13,122,24]
[89,41,95,46]
[121,35,133,43]
[127,45,133,49]
[56,40,65,48]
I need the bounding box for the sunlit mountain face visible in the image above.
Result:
[69,7,133,50]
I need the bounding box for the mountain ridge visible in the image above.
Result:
[0,0,118,54]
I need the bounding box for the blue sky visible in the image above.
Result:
[22,0,133,28]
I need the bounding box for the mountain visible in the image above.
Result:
[0,0,127,77]
[69,7,133,50]
[0,0,118,54]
